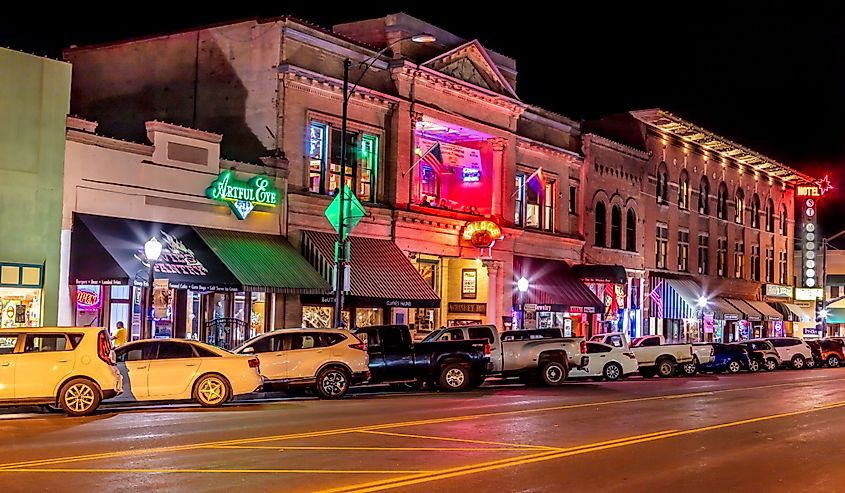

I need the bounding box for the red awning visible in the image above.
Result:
[302,231,440,308]
[513,256,603,312]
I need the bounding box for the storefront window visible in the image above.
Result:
[356,308,383,327]
[1,287,42,328]
[74,285,101,328]
[109,285,130,334]
[251,292,266,336]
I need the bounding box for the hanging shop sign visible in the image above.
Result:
[206,170,279,220]
[152,278,170,319]
[462,220,503,249]
[448,302,487,314]
[765,284,793,298]
[796,288,824,301]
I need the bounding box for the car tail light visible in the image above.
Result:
[247,357,260,369]
[349,342,368,351]
[580,340,587,355]
[97,330,115,366]
[624,352,637,359]
[484,342,491,356]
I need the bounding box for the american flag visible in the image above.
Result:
[420,142,448,174]
[648,280,664,319]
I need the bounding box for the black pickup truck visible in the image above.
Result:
[354,324,491,392]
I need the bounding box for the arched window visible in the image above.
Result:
[698,176,710,215]
[766,198,775,232]
[595,201,606,247]
[678,170,689,210]
[735,188,745,224]
[780,204,788,234]
[750,194,760,229]
[626,208,637,252]
[717,182,728,220]
[656,162,669,204]
[611,205,622,249]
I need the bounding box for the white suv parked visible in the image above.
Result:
[234,328,369,399]
[0,327,123,416]
[762,337,814,369]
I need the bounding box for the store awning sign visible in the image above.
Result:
[206,170,279,220]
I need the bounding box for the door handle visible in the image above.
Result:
[0,362,9,367]
[185,363,197,367]
[58,359,68,363]
[134,365,148,369]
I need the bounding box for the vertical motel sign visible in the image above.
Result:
[797,176,832,289]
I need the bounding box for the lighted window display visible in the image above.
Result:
[302,306,350,328]
[356,308,383,327]
[655,225,668,269]
[734,241,745,279]
[308,121,378,202]
[415,135,492,215]
[0,287,41,328]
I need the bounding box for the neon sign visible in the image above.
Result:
[206,170,279,220]
[462,167,482,182]
[76,289,100,308]
[462,220,503,249]
[798,175,834,198]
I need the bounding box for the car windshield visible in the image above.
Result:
[421,330,444,343]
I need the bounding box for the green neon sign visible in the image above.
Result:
[205,170,279,220]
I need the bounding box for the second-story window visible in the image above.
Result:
[698,234,709,275]
[766,198,775,232]
[766,247,775,283]
[735,188,745,225]
[678,231,689,272]
[751,244,760,281]
[717,238,728,277]
[656,224,669,269]
[626,208,637,252]
[699,177,710,215]
[516,171,554,231]
[656,163,669,205]
[734,241,745,279]
[611,205,622,249]
[308,121,378,202]
[569,186,577,215]
[751,194,760,229]
[780,204,788,235]
[595,201,607,247]
[779,251,787,284]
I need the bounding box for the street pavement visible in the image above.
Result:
[3,369,845,492]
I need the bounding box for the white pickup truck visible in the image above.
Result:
[589,333,694,378]
[423,326,589,386]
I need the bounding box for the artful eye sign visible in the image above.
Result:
[206,170,279,219]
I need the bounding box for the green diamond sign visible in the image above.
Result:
[325,185,366,238]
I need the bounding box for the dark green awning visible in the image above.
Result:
[195,228,330,294]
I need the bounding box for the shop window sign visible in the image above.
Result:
[206,170,279,220]
[76,287,100,309]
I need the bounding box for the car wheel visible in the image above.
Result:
[438,363,471,391]
[765,358,778,372]
[603,362,623,381]
[194,374,230,407]
[656,358,675,378]
[681,360,698,376]
[58,379,101,417]
[827,355,840,368]
[316,367,350,399]
[791,355,805,370]
[727,359,742,374]
[748,359,761,372]
[806,357,817,369]
[539,360,567,386]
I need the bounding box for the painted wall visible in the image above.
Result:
[0,48,71,326]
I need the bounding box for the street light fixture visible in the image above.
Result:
[144,237,162,339]
[517,277,529,330]
[332,33,436,329]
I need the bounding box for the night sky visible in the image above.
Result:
[3,4,844,234]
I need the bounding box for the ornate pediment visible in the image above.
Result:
[422,40,519,100]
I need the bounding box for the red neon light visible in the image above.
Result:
[76,290,99,307]
[817,175,833,195]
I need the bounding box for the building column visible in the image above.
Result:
[489,138,506,218]
[58,229,73,326]
[441,257,451,326]
[483,260,501,326]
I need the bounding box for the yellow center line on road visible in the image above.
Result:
[0,468,436,475]
[357,430,558,450]
[1,376,840,471]
[210,445,530,452]
[323,400,845,493]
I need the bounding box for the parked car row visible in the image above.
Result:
[3,326,843,417]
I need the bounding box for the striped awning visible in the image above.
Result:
[726,298,763,322]
[649,278,697,320]
[746,300,783,321]
[710,298,742,321]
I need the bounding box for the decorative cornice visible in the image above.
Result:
[516,136,583,162]
[395,64,525,114]
[145,120,221,144]
[66,129,154,156]
[279,64,401,108]
[585,133,649,161]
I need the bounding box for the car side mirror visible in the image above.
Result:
[241,346,254,354]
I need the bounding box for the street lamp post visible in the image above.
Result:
[517,277,529,330]
[697,296,708,342]
[331,33,436,329]
[144,237,162,339]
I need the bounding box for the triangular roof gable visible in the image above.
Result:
[422,39,519,100]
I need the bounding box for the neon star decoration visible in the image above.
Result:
[817,175,833,195]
